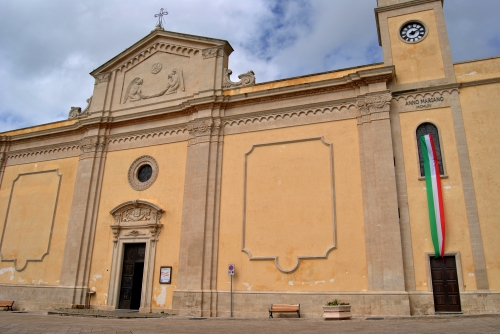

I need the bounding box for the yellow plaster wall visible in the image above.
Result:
[223,64,383,95]
[0,119,78,136]
[459,83,500,290]
[0,158,79,285]
[399,108,477,291]
[454,56,500,83]
[218,120,367,292]
[88,142,186,310]
[388,10,445,85]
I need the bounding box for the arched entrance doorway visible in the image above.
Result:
[107,200,164,312]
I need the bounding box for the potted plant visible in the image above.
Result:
[323,299,351,319]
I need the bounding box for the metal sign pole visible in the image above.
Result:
[230,275,233,318]
[228,264,235,318]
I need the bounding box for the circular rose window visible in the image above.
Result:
[128,155,159,191]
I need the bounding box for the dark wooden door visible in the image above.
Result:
[430,256,461,312]
[118,243,145,309]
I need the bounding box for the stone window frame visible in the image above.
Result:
[415,122,448,180]
[128,155,159,191]
[425,251,464,293]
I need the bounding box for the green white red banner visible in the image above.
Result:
[420,134,445,258]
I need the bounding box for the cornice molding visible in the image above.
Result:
[90,29,232,76]
[375,0,442,13]
[107,125,187,146]
[224,66,394,109]
[392,88,458,101]
[391,83,460,97]
[223,101,358,129]
[112,42,200,74]
[6,142,81,161]
[458,77,500,88]
[1,66,393,150]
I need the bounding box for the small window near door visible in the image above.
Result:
[416,122,445,177]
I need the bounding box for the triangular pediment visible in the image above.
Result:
[89,29,234,113]
[90,29,233,76]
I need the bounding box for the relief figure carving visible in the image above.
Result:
[123,78,144,103]
[122,68,185,104]
[147,68,185,98]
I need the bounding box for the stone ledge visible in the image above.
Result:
[48,308,171,319]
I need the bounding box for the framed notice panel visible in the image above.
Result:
[159,266,172,284]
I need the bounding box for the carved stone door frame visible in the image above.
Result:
[107,200,164,312]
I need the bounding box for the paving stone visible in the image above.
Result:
[1,312,500,333]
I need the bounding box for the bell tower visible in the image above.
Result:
[375,0,456,90]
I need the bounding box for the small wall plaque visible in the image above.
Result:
[159,266,172,284]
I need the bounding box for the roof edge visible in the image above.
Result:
[90,29,234,76]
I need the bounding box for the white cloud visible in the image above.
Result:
[0,0,499,132]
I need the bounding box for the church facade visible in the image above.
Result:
[1,0,499,317]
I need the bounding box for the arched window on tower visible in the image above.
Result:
[416,122,445,177]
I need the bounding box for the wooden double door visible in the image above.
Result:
[118,243,146,310]
[430,256,461,313]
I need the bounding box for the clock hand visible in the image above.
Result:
[407,28,419,38]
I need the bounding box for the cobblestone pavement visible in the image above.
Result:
[1,312,499,333]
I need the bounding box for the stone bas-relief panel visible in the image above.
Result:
[0,170,62,270]
[243,137,335,272]
[123,68,185,103]
[115,52,194,109]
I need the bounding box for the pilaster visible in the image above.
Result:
[0,137,10,189]
[357,92,407,293]
[449,91,489,290]
[389,100,416,292]
[59,129,108,307]
[173,111,224,316]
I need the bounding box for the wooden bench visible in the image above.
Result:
[269,303,300,318]
[0,300,14,311]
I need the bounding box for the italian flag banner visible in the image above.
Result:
[420,134,446,258]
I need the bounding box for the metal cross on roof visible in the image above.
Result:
[155,8,168,29]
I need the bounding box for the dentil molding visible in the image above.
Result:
[114,42,199,73]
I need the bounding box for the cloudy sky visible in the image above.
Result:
[1,0,499,133]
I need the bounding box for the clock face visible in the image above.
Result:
[399,21,427,43]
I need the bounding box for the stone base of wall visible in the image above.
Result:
[173,290,411,318]
[172,290,204,316]
[0,284,85,311]
[409,291,500,315]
